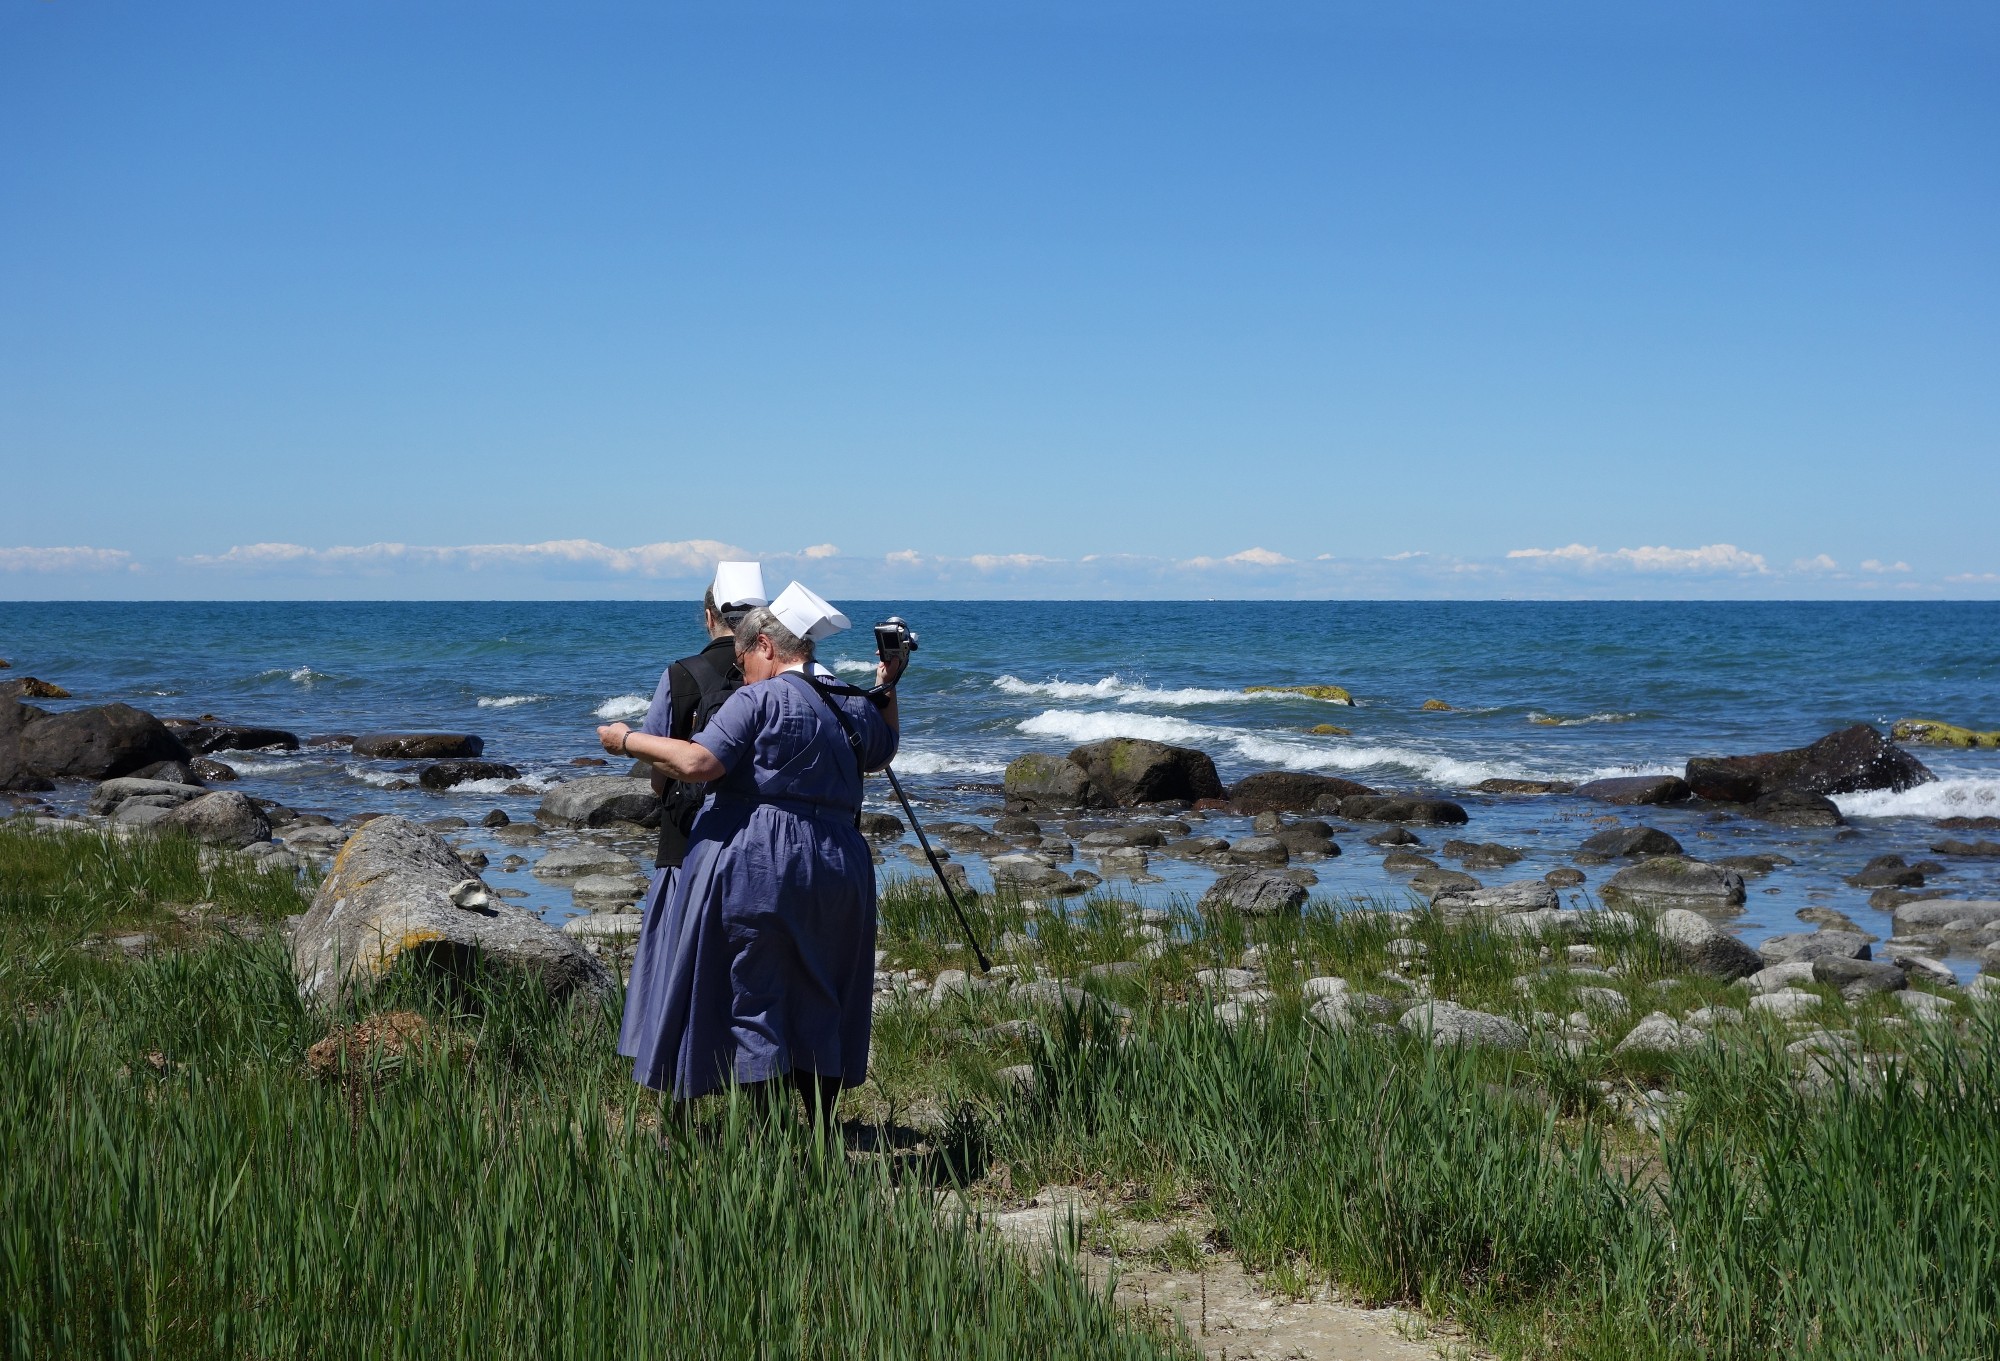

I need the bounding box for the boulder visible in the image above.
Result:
[156,791,272,849]
[859,811,906,839]
[17,703,190,780]
[1228,771,1376,813]
[4,677,68,699]
[1410,867,1479,896]
[189,757,239,782]
[1603,857,1746,908]
[291,817,610,1007]
[418,759,523,791]
[1431,878,1560,917]
[990,854,1079,894]
[1002,753,1099,809]
[1225,835,1289,865]
[1244,684,1353,704]
[535,776,660,829]
[1332,794,1469,825]
[1615,1012,1702,1056]
[1685,725,1932,804]
[88,777,207,815]
[1066,738,1224,806]
[1579,826,1683,859]
[1890,899,2000,936]
[1198,868,1309,918]
[1932,839,2000,858]
[1575,775,1692,806]
[0,697,54,791]
[1812,955,1907,1001]
[1441,839,1523,868]
[1274,824,1339,857]
[175,723,301,754]
[1756,930,1873,966]
[1746,790,1845,828]
[1847,854,1924,889]
[1475,778,1575,795]
[1654,908,1761,980]
[351,732,485,760]
[1891,718,2000,749]
[1399,1001,1527,1050]
[533,845,640,879]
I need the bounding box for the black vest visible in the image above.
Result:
[653,637,741,868]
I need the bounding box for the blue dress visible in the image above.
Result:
[625,671,896,1100]
[615,663,685,1062]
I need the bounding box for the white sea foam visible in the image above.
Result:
[1834,777,2000,821]
[217,754,322,774]
[1527,711,1637,727]
[594,694,650,720]
[1015,708,1546,788]
[994,674,1307,708]
[889,750,1008,777]
[477,694,548,709]
[259,665,332,686]
[344,763,410,788]
[449,773,562,795]
[831,660,880,677]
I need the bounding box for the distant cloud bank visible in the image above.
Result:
[0,538,1990,599]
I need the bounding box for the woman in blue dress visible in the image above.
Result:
[597,582,900,1120]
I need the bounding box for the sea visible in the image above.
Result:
[6,600,1999,973]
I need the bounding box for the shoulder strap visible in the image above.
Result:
[779,671,867,773]
[666,661,700,739]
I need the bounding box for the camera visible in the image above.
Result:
[874,616,919,662]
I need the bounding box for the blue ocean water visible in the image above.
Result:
[6,600,1999,965]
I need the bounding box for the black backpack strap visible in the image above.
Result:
[666,661,701,739]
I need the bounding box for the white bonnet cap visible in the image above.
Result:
[768,581,851,642]
[711,561,767,610]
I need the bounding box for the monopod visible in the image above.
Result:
[880,763,991,973]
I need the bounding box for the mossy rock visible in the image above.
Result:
[1892,718,2000,749]
[1307,723,1352,736]
[14,677,69,699]
[1245,684,1353,705]
[1420,698,1453,712]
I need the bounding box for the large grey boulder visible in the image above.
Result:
[536,776,660,829]
[1431,878,1559,918]
[990,854,1079,894]
[1603,857,1746,909]
[1685,724,1932,803]
[1399,1001,1527,1050]
[88,777,207,815]
[1579,825,1683,858]
[157,791,272,849]
[0,695,53,791]
[351,732,485,759]
[1615,1012,1702,1055]
[292,817,609,1006]
[1575,775,1692,806]
[1655,908,1761,980]
[18,703,190,780]
[1891,900,2000,936]
[1198,868,1309,917]
[1067,738,1224,806]
[533,845,641,879]
[1812,956,1908,1001]
[1756,930,1873,966]
[1003,753,1099,809]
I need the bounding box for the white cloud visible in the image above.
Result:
[0,545,136,573]
[1792,554,1840,573]
[1506,543,1769,574]
[1947,572,1999,583]
[800,543,839,559]
[185,539,746,576]
[966,553,1060,571]
[1178,546,1294,570]
[884,549,923,566]
[1860,558,1911,574]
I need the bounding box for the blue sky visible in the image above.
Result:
[3,0,1995,600]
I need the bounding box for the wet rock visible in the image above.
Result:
[481,808,511,828]
[992,813,1040,837]
[1441,839,1524,869]
[419,759,523,791]
[1400,1001,1527,1050]
[1367,827,1422,847]
[1228,771,1376,813]
[1475,778,1575,795]
[1420,699,1453,712]
[1604,857,1746,908]
[157,790,272,849]
[1575,775,1693,806]
[1244,684,1354,704]
[1067,738,1224,807]
[1655,908,1761,979]
[1198,868,1309,917]
[1002,753,1098,809]
[1225,835,1289,866]
[1685,724,1932,803]
[1932,838,2000,858]
[1545,866,1586,888]
[1718,853,1794,875]
[562,913,642,940]
[1333,794,1469,825]
[1274,824,1339,857]
[1579,825,1683,858]
[1890,899,2000,938]
[1847,854,1925,889]
[5,677,67,698]
[176,722,301,754]
[1747,790,1845,827]
[1812,955,1907,1001]
[1080,826,1165,849]
[129,759,204,785]
[533,845,640,879]
[990,854,1079,894]
[1161,835,1229,858]
[1616,1011,1701,1055]
[351,732,485,760]
[1891,718,2000,749]
[536,776,660,829]
[16,702,190,781]
[1409,866,1479,896]
[858,810,905,839]
[292,817,609,1006]
[189,757,238,782]
[1757,930,1873,965]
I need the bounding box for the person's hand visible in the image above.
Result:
[597,722,631,755]
[877,650,909,689]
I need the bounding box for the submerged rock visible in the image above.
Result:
[1892,718,2000,749]
[1245,684,1353,704]
[1579,825,1683,858]
[1333,794,1469,825]
[351,732,485,759]
[1475,778,1576,795]
[1575,775,1692,806]
[1603,857,1746,909]
[1685,724,1932,803]
[292,817,609,1007]
[173,722,301,754]
[1228,771,1376,813]
[419,759,523,790]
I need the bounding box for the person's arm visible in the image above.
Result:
[597,723,724,783]
[874,655,904,736]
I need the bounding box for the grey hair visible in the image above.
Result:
[733,607,814,662]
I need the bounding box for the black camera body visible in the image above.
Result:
[874,616,919,661]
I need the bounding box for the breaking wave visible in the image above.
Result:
[1527,711,1637,727]
[478,694,548,709]
[830,660,880,676]
[887,750,1008,776]
[1834,777,2000,820]
[259,665,332,686]
[1014,708,1545,788]
[994,674,1319,708]
[593,694,650,720]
